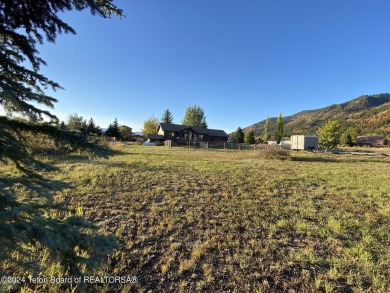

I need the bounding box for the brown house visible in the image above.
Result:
[156,123,228,142]
[356,136,386,147]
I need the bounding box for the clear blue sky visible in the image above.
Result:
[38,0,390,133]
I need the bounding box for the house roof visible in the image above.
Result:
[158,123,187,132]
[207,129,228,137]
[356,136,385,144]
[157,123,227,137]
[189,126,208,134]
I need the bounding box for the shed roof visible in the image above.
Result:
[356,136,385,145]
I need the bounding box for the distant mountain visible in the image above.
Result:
[244,94,390,137]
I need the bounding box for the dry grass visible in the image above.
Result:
[2,144,390,292]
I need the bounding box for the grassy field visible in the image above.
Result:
[2,144,390,292]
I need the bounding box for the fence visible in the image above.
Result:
[164,140,289,151]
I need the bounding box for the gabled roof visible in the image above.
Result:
[207,129,228,137]
[158,123,187,132]
[189,126,208,134]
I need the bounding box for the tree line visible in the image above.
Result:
[142,105,208,135]
[230,113,284,144]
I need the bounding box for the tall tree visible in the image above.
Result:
[142,116,159,135]
[262,116,270,143]
[1,0,122,174]
[0,0,123,287]
[236,127,244,143]
[66,113,85,132]
[274,113,283,144]
[317,120,341,149]
[160,109,174,124]
[182,105,208,128]
[244,129,256,144]
[105,118,121,139]
[86,117,96,135]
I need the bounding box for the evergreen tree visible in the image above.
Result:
[105,123,113,137]
[236,127,244,143]
[87,118,96,135]
[317,120,341,149]
[274,113,283,144]
[60,121,66,130]
[161,109,174,124]
[105,118,121,139]
[182,105,208,128]
[0,1,123,172]
[80,119,88,135]
[0,1,122,286]
[262,116,270,143]
[245,129,256,144]
[111,118,120,138]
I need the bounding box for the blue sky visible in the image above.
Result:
[38,0,390,133]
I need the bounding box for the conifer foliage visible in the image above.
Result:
[161,109,174,124]
[0,1,123,290]
[0,0,123,173]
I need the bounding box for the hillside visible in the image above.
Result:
[244,94,390,137]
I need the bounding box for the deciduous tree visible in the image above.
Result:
[182,105,207,128]
[142,116,159,135]
[262,116,270,143]
[317,120,341,149]
[274,113,283,144]
[245,129,256,144]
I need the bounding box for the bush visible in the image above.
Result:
[259,148,291,160]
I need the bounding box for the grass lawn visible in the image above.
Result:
[3,144,390,292]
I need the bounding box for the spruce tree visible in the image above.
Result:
[87,118,96,135]
[0,1,123,287]
[111,118,121,138]
[274,113,283,144]
[161,109,174,124]
[236,127,244,143]
[0,1,122,174]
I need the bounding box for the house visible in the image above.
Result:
[356,136,386,147]
[156,123,228,142]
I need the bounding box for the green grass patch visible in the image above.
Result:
[1,145,389,292]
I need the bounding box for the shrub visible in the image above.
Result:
[259,148,291,160]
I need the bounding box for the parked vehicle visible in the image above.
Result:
[142,141,155,146]
[291,135,318,151]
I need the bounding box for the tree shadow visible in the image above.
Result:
[0,174,118,292]
[291,156,341,163]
